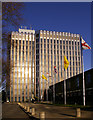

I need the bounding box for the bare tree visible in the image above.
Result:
[2,2,24,91]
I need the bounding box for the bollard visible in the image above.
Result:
[39,112,45,120]
[27,106,30,112]
[24,106,26,110]
[76,108,81,117]
[32,108,35,116]
[29,108,32,113]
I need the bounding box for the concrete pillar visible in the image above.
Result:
[76,108,81,117]
[32,108,35,116]
[39,112,45,120]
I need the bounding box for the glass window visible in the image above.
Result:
[26,41,28,45]
[66,41,68,44]
[67,51,68,55]
[73,51,74,55]
[75,46,77,50]
[72,41,73,45]
[60,40,62,44]
[75,41,77,45]
[44,44,46,48]
[47,39,49,43]
[36,39,39,43]
[51,39,52,43]
[69,46,71,50]
[44,39,46,43]
[57,45,59,49]
[57,40,59,44]
[60,45,62,49]
[63,41,65,44]
[69,41,71,45]
[41,39,42,43]
[47,44,49,48]
[19,40,21,44]
[54,40,55,44]
[66,46,68,50]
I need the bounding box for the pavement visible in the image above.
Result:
[2,102,93,120]
[2,103,30,120]
[21,102,93,120]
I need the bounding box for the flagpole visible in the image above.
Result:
[80,36,85,106]
[46,74,48,102]
[64,69,66,105]
[82,48,85,106]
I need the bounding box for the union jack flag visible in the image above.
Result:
[54,66,57,73]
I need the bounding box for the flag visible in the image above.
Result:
[81,37,91,49]
[64,56,69,70]
[54,66,57,73]
[42,75,47,80]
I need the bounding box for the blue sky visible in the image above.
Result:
[20,2,91,72]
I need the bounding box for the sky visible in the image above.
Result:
[19,2,91,72]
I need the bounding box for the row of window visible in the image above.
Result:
[37,39,80,45]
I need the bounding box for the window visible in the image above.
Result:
[36,39,39,43]
[66,41,68,44]
[60,45,62,49]
[72,41,73,45]
[69,46,71,50]
[75,46,77,50]
[63,41,65,44]
[66,46,68,50]
[75,41,77,45]
[60,41,62,44]
[72,46,74,50]
[57,40,59,44]
[53,40,55,44]
[57,45,59,49]
[44,44,46,48]
[44,39,46,43]
[41,39,42,43]
[69,41,71,45]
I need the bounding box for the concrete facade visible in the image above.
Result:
[9,28,82,102]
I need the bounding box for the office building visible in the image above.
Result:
[9,28,36,102]
[8,28,82,102]
[36,30,82,100]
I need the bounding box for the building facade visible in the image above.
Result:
[8,28,82,102]
[9,28,36,102]
[36,30,82,100]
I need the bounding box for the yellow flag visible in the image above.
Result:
[42,75,47,80]
[64,56,69,70]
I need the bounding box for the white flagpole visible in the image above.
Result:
[81,36,85,106]
[47,80,48,101]
[64,69,66,105]
[82,49,85,106]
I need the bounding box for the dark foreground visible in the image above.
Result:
[2,102,93,120]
